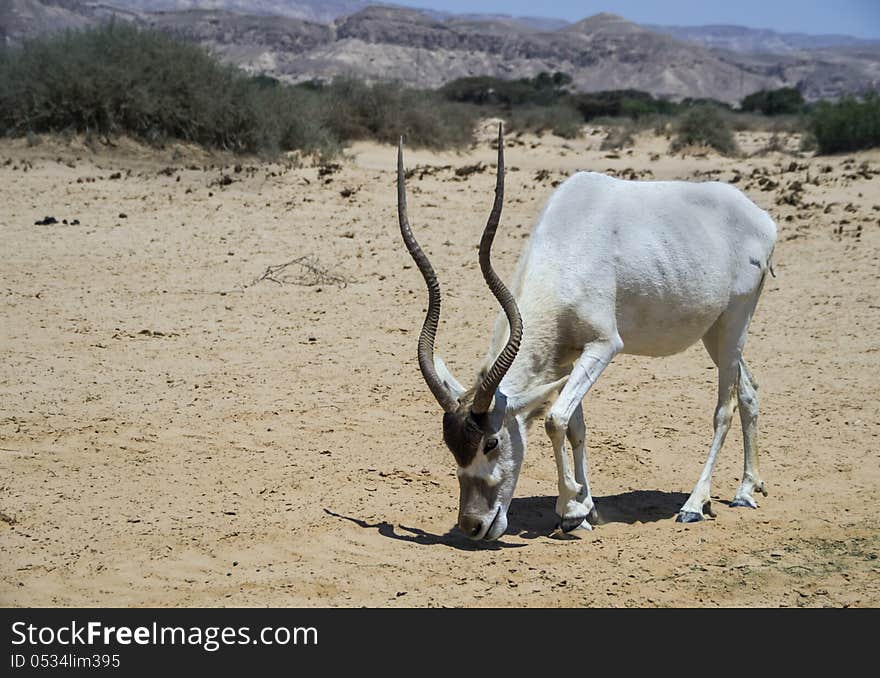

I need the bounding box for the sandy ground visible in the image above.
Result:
[1,124,878,608]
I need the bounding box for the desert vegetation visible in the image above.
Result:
[740,87,805,116]
[0,23,332,155]
[1,23,878,156]
[670,105,740,155]
[0,23,475,156]
[811,94,880,154]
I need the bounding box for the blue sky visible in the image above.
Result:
[397,0,880,39]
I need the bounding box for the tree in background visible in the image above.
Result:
[740,87,805,116]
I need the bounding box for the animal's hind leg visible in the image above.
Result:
[678,301,754,523]
[730,359,767,508]
[677,359,738,522]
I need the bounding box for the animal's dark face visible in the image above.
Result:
[442,406,484,467]
[442,397,524,541]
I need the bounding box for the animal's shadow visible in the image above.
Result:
[323,509,524,551]
[325,489,687,549]
[507,490,689,539]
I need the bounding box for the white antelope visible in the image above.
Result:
[398,126,776,541]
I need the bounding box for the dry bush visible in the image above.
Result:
[320,78,477,149]
[505,103,583,139]
[670,105,739,156]
[599,123,636,150]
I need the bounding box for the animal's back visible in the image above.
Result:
[512,172,777,358]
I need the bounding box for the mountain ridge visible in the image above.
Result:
[3,1,878,103]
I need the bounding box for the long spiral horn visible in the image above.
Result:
[472,124,522,415]
[398,137,459,413]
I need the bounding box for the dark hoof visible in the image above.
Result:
[559,516,588,532]
[730,498,757,509]
[676,511,704,524]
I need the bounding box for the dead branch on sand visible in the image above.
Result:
[247,255,354,290]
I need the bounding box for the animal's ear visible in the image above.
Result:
[504,376,569,416]
[488,389,508,430]
[434,356,466,402]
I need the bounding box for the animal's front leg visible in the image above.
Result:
[569,404,599,526]
[547,423,588,531]
[545,339,621,532]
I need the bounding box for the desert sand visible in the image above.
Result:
[1,123,878,607]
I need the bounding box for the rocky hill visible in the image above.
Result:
[3,1,878,103]
[212,7,779,102]
[648,23,880,55]
[85,0,371,24]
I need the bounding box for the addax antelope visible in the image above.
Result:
[397,126,777,541]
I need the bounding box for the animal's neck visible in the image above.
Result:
[500,356,553,397]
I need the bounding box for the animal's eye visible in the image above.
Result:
[484,438,499,453]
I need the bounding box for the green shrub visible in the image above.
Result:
[811,94,880,154]
[0,24,478,155]
[0,22,338,155]
[441,71,571,107]
[441,72,582,139]
[741,87,805,116]
[571,90,680,121]
[320,78,477,149]
[670,105,739,155]
[679,97,733,110]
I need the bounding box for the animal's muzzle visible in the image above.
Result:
[458,514,486,539]
[458,507,503,541]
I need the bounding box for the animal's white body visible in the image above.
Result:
[471,172,776,536]
[490,172,775,383]
[399,136,777,541]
